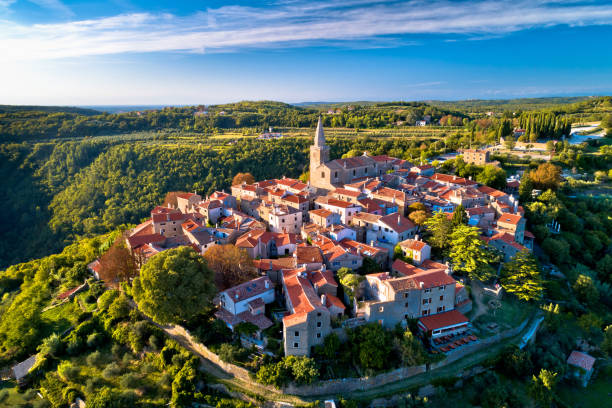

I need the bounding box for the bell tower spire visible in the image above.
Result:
[315,115,325,147]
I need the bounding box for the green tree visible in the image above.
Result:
[475,165,507,190]
[424,211,453,252]
[529,369,558,407]
[500,251,543,302]
[519,171,534,202]
[133,247,216,324]
[572,274,599,306]
[449,225,496,282]
[450,204,467,227]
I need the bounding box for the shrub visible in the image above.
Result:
[24,389,38,400]
[87,332,103,348]
[85,377,105,394]
[38,333,63,358]
[87,350,105,367]
[102,362,122,379]
[119,373,140,389]
[217,343,245,363]
[97,290,119,311]
[57,361,79,382]
[0,390,8,403]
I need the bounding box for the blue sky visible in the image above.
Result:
[1,0,612,105]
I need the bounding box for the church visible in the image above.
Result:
[309,116,389,190]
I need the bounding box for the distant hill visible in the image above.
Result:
[0,105,100,115]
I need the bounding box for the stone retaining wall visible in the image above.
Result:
[165,317,530,398]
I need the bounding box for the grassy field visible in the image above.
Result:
[40,301,80,338]
[470,294,534,338]
[557,365,612,408]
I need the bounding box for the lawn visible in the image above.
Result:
[557,365,612,408]
[40,301,81,339]
[0,380,35,407]
[470,295,533,338]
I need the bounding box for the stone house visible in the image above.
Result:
[398,238,431,265]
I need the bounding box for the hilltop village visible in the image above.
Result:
[121,117,531,358]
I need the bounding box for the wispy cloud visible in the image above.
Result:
[2,0,612,60]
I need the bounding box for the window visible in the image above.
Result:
[317,333,321,338]
[317,322,322,327]
[281,218,285,223]
[334,172,338,178]
[321,172,325,178]
[365,167,368,174]
[404,293,408,298]
[423,309,429,316]
[440,295,444,301]
[424,288,431,293]
[441,285,446,290]
[293,342,299,348]
[353,170,356,176]
[404,302,409,308]
[352,260,356,265]
[378,306,384,312]
[437,306,443,313]
[294,331,299,337]
[317,312,322,317]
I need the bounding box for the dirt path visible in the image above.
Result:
[469,281,489,321]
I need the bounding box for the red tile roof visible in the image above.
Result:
[325,294,346,310]
[315,196,359,209]
[310,208,334,218]
[567,351,595,371]
[477,185,507,198]
[497,213,523,226]
[400,239,427,251]
[379,213,416,233]
[419,310,469,331]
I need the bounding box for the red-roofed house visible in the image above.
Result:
[281,267,344,356]
[398,238,431,265]
[176,192,202,213]
[418,309,469,339]
[566,351,596,386]
[314,196,363,224]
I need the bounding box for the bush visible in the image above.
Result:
[87,350,105,367]
[102,362,122,379]
[87,332,103,348]
[217,343,246,363]
[97,290,119,311]
[85,377,105,394]
[0,390,8,403]
[57,361,79,382]
[119,373,140,389]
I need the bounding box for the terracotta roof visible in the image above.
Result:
[524,230,535,239]
[351,212,382,224]
[295,246,324,264]
[392,259,425,276]
[57,286,81,300]
[253,257,296,271]
[330,155,375,169]
[418,310,469,331]
[333,188,362,198]
[387,276,419,291]
[497,213,523,225]
[567,351,595,371]
[126,233,165,249]
[412,270,456,289]
[421,259,448,270]
[466,206,495,216]
[310,208,334,218]
[248,297,265,309]
[485,232,526,251]
[339,239,387,257]
[315,196,359,209]
[310,269,337,288]
[506,180,520,188]
[373,187,407,201]
[282,268,324,325]
[379,213,416,233]
[235,229,266,248]
[431,173,477,186]
[325,294,346,310]
[399,239,427,251]
[222,276,273,303]
[477,185,507,198]
[198,200,223,210]
[177,193,197,199]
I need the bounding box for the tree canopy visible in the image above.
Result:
[202,244,256,290]
[449,225,497,282]
[500,251,544,302]
[133,246,216,324]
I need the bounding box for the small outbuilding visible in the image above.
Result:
[566,350,596,387]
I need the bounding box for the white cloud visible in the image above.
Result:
[2,0,612,60]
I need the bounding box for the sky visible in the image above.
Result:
[1,0,612,105]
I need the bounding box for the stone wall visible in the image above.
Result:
[284,365,427,396]
[430,318,529,370]
[164,317,530,398]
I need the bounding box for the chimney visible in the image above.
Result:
[415,234,420,241]
[419,281,424,289]
[265,280,270,289]
[370,240,375,247]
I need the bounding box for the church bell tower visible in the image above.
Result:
[310,115,330,169]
